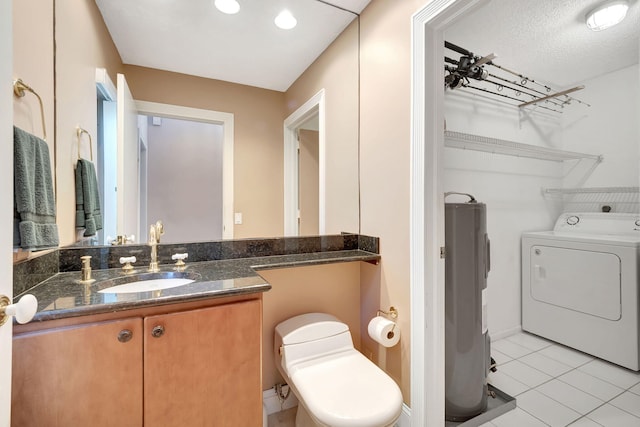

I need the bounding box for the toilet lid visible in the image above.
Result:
[291,350,403,427]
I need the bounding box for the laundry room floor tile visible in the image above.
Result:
[578,359,640,390]
[498,360,553,388]
[520,352,574,377]
[517,389,582,427]
[558,368,625,401]
[492,339,535,359]
[629,382,640,396]
[567,417,604,426]
[487,332,640,427]
[609,391,640,418]
[489,370,531,397]
[536,379,604,415]
[491,407,548,427]
[538,344,594,368]
[491,349,513,366]
[586,404,640,427]
[506,332,553,351]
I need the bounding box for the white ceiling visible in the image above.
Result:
[95,0,370,92]
[446,0,640,88]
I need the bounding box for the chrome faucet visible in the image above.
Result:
[148,220,164,272]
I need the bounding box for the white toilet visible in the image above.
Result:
[274,313,403,427]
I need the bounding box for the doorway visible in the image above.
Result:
[140,115,224,243]
[283,89,326,236]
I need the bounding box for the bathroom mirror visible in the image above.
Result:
[49,0,362,246]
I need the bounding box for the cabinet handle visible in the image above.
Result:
[118,329,133,343]
[151,325,165,338]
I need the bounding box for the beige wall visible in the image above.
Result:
[55,0,123,246]
[359,0,426,404]
[123,66,286,239]
[285,20,360,235]
[12,0,55,210]
[259,262,361,390]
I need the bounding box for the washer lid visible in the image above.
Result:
[276,313,348,345]
[292,351,403,427]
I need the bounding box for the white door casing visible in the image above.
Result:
[410,1,488,426]
[116,74,140,239]
[283,89,326,236]
[1,0,13,424]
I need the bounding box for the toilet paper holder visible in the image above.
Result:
[377,306,398,320]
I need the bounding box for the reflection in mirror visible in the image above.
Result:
[297,112,320,236]
[37,0,363,247]
[142,115,224,244]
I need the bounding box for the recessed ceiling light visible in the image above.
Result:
[585,0,629,31]
[214,0,240,15]
[275,10,297,30]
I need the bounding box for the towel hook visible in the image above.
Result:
[13,79,47,141]
[77,127,93,161]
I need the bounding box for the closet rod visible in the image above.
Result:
[13,79,47,141]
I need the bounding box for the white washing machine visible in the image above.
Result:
[522,212,640,371]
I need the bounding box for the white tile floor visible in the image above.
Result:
[269,331,640,427]
[482,332,640,427]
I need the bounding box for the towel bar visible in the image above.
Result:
[77,127,93,161]
[13,79,47,141]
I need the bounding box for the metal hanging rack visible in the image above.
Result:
[13,78,47,140]
[444,41,591,113]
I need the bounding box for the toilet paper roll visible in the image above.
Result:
[367,316,401,347]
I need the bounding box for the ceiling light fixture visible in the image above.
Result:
[585,0,629,31]
[214,0,240,15]
[275,10,297,30]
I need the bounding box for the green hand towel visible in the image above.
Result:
[13,126,59,250]
[75,158,103,237]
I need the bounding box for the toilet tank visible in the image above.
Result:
[274,313,354,374]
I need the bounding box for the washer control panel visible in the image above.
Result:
[554,212,640,234]
[566,215,580,226]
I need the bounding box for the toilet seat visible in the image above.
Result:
[290,350,403,427]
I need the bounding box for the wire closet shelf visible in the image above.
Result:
[444,131,603,162]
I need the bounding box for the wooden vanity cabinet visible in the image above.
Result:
[144,300,262,426]
[11,317,144,427]
[11,297,263,427]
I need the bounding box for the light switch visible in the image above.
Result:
[234,212,243,225]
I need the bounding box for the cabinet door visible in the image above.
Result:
[12,318,143,427]
[144,299,262,427]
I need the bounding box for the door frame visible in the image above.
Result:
[135,101,235,239]
[0,0,12,423]
[283,89,326,236]
[410,0,488,425]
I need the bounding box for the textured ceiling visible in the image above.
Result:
[95,0,370,92]
[446,0,640,88]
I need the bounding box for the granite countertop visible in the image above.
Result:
[21,249,380,322]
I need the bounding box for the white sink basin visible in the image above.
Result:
[98,278,195,294]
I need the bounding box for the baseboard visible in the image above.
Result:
[490,325,522,341]
[264,388,410,426]
[396,403,411,427]
[263,386,299,415]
